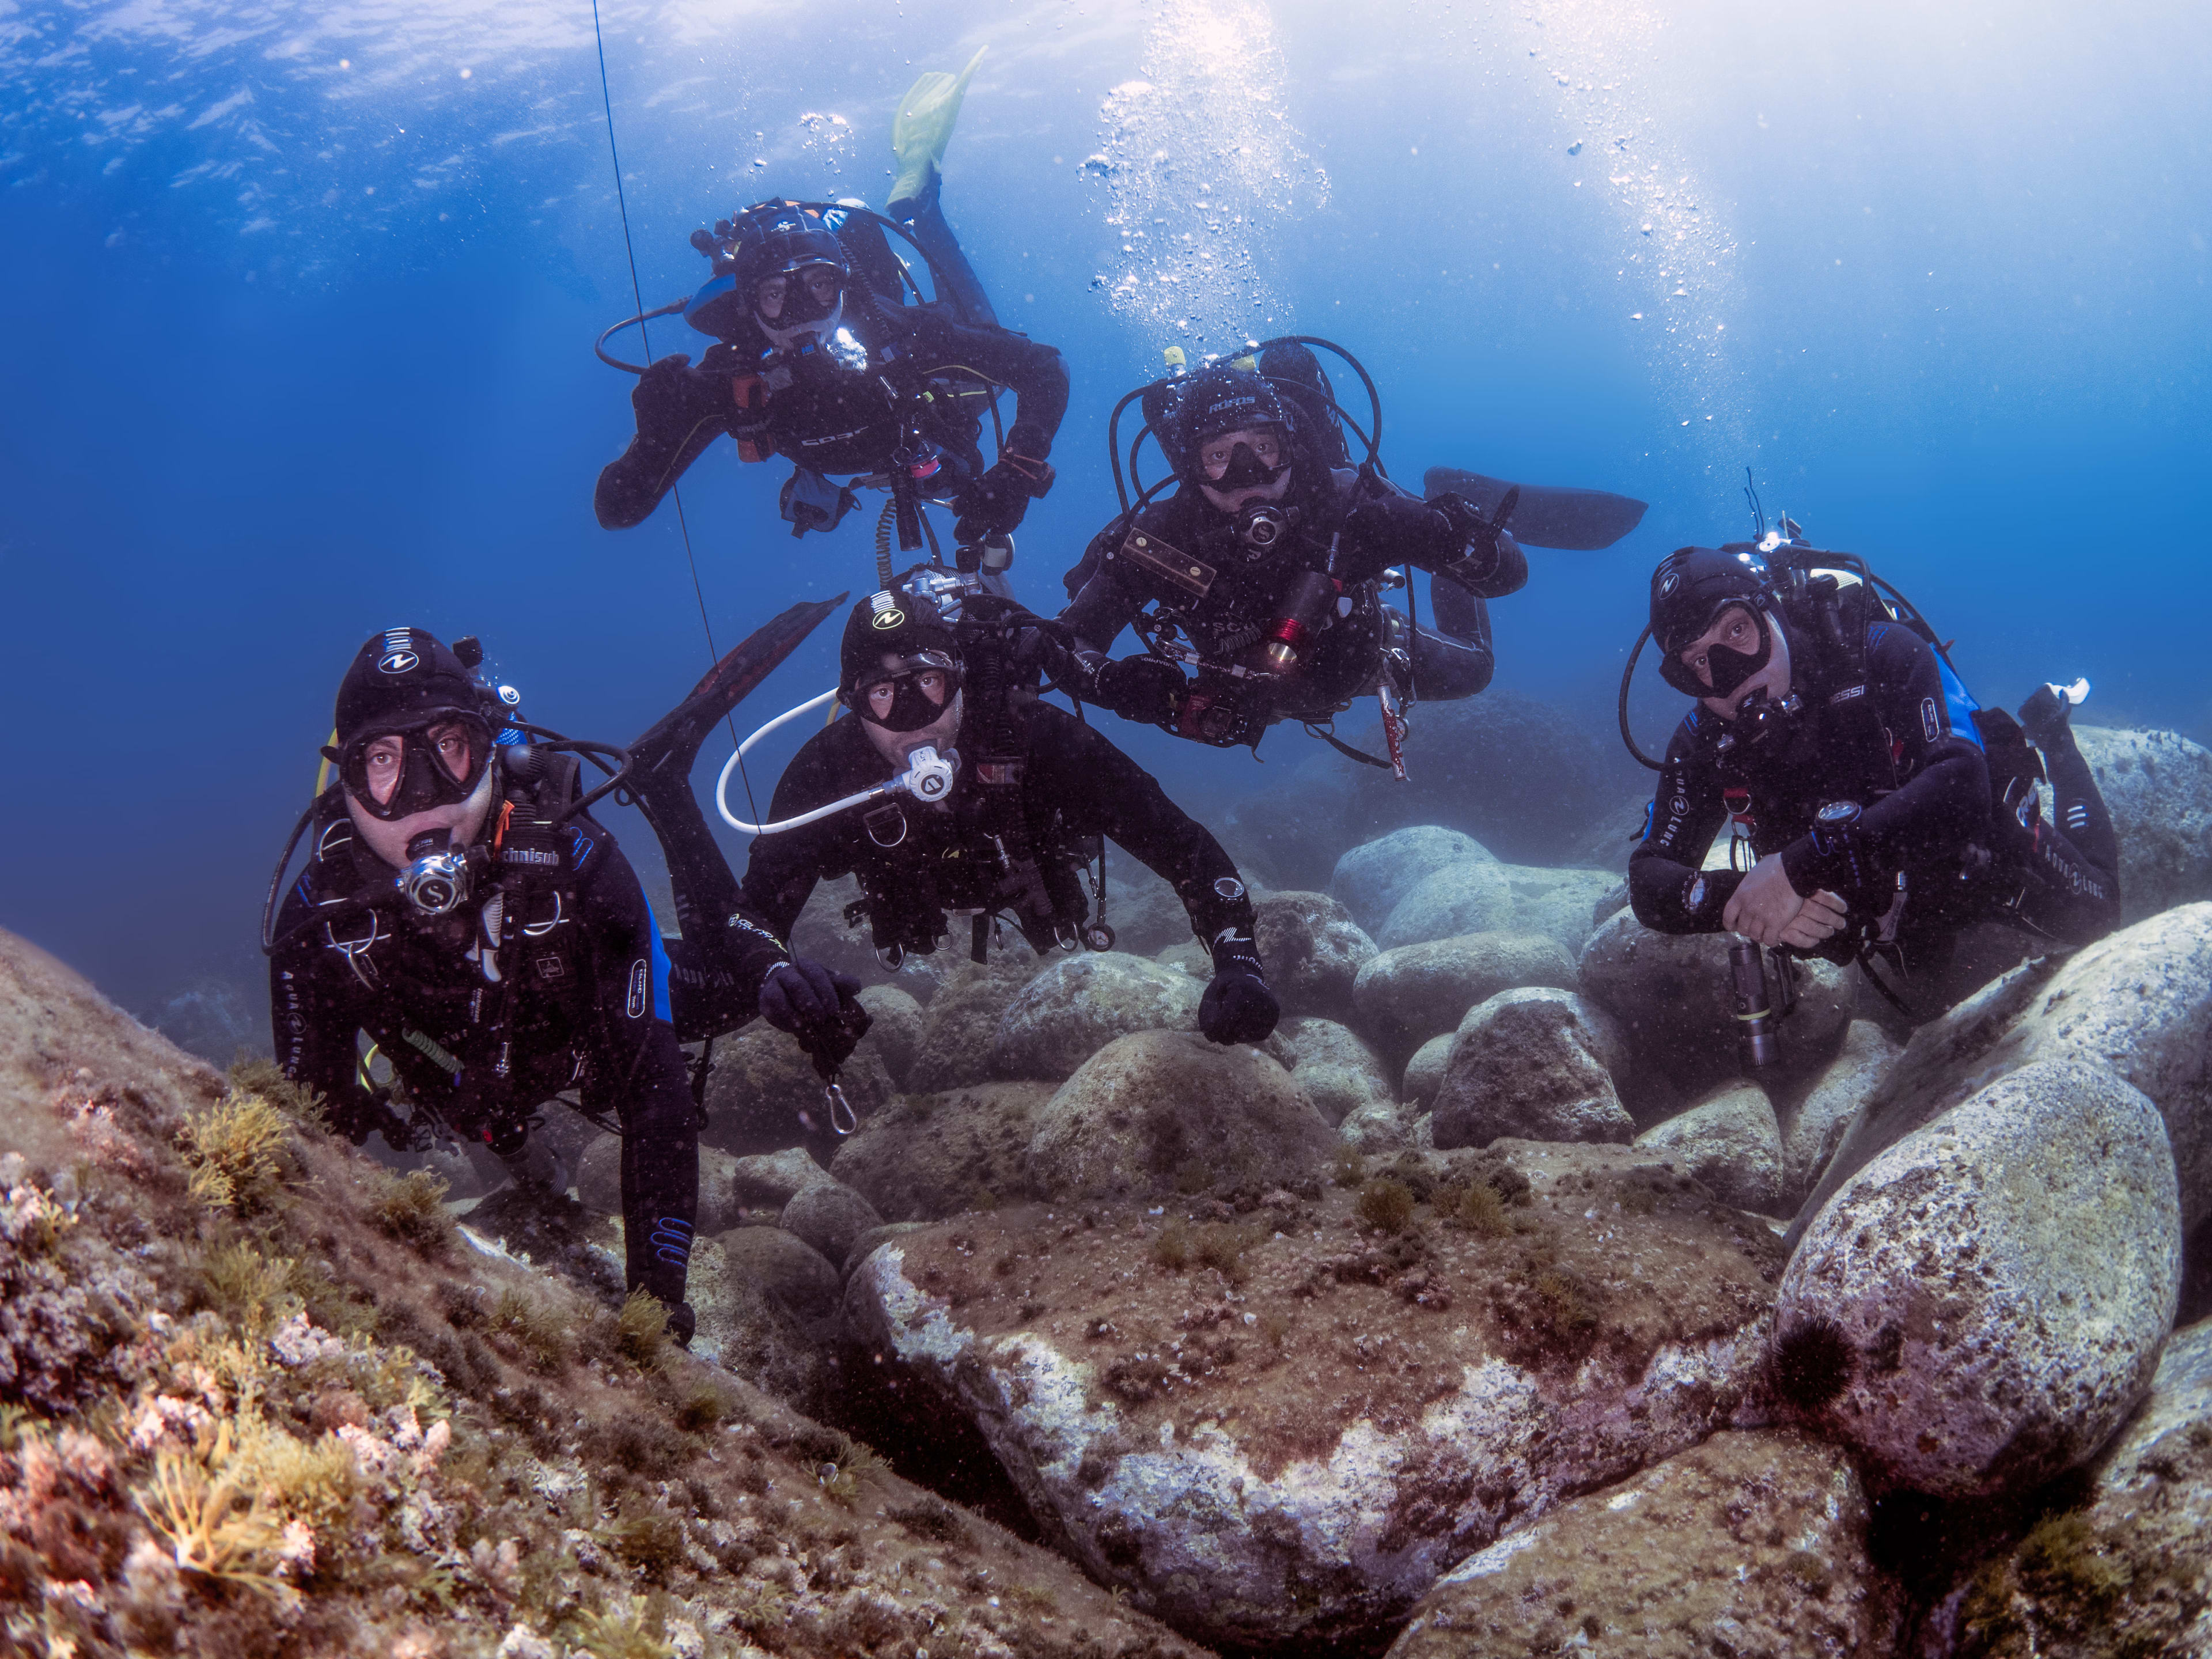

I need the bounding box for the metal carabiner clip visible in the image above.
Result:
[822,1080,858,1137]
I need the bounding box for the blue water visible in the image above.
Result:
[3,0,2207,1030]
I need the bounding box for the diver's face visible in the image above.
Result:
[754,264,842,322]
[357,722,478,808]
[1684,606,1793,721]
[1196,426,1293,513]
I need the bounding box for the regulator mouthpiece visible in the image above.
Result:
[398,830,472,918]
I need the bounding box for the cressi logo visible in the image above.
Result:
[378,650,420,674]
[870,608,907,631]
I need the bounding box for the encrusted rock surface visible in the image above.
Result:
[904,955,1046,1093]
[1389,1430,1900,1658]
[1376,861,1517,951]
[2074,724,2212,921]
[989,952,1202,1082]
[1252,891,1377,1021]
[1332,827,1496,933]
[1776,1058,2181,1499]
[1793,903,2212,1240]
[828,1081,1051,1221]
[1025,1031,1335,1202]
[1430,989,1633,1150]
[703,1021,896,1156]
[1401,1036,1452,1113]
[845,1141,1782,1649]
[1350,930,1580,1060]
[777,1179,883,1270]
[853,983,923,1086]
[1634,1084,1786,1216]
[1277,1017,1393,1128]
[1775,1019,1900,1207]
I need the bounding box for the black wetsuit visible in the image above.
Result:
[268,789,698,1312]
[1629,618,2119,986]
[595,302,1069,533]
[1059,466,1524,744]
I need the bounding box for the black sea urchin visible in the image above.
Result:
[1771,1316,1855,1410]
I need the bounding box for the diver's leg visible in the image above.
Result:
[2011,682,2122,945]
[891,171,998,327]
[2037,722,2119,881]
[609,1026,699,1344]
[1407,578,1495,700]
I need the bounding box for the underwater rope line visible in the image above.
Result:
[589,0,764,828]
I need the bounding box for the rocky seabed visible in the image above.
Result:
[10,718,2212,1656]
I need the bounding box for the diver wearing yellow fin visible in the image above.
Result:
[594,50,1067,564]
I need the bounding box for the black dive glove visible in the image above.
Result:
[1199,934,1278,1046]
[337,1089,422,1152]
[955,445,1055,544]
[633,354,735,449]
[1088,654,1185,725]
[1429,491,1528,596]
[1340,490,1453,581]
[759,958,872,1079]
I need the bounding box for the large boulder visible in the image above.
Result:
[1388,1430,1900,1658]
[1376,861,1516,950]
[687,1227,846,1408]
[1492,863,1624,957]
[1431,989,1633,1150]
[1925,1314,2212,1657]
[907,955,1047,1093]
[1025,1030,1335,1202]
[778,1179,883,1268]
[1275,1016,1392,1127]
[854,983,924,1086]
[990,952,1203,1082]
[1775,1059,2181,1499]
[727,1145,831,1209]
[1774,1020,1899,1206]
[578,1135,743,1233]
[1578,910,1853,1108]
[1402,1035,1452,1111]
[1331,827,1495,933]
[1790,903,2212,1243]
[1633,1085,1786,1216]
[845,1139,1783,1649]
[2074,724,2212,921]
[1338,1097,1431,1153]
[1351,931,1579,1059]
[702,1021,895,1157]
[828,1081,1052,1220]
[1252,892,1376,1019]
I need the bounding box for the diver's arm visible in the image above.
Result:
[1779,630,1992,894]
[1059,543,1149,656]
[1627,732,1740,932]
[914,313,1070,459]
[1034,709,1257,945]
[730,726,883,992]
[594,351,751,530]
[267,908,391,1142]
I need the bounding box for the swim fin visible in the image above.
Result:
[1423,467,1647,551]
[888,47,986,218]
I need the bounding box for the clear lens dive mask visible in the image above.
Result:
[1198,429,1290,491]
[756,262,844,325]
[853,652,963,733]
[1659,605,1773,699]
[336,710,493,821]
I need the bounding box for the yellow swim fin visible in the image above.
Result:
[888,47,986,213]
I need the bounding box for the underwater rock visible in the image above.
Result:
[1025,1030,1334,1202]
[1252,891,1376,1019]
[990,952,1204,1082]
[1578,910,1853,1107]
[1331,825,1497,933]
[787,871,941,999]
[854,983,924,1086]
[690,1226,844,1406]
[1376,859,1517,950]
[906,953,1046,1092]
[1389,1430,1900,1658]
[1915,1313,2212,1657]
[829,1081,1051,1221]
[1094,856,1200,959]
[778,1178,883,1268]
[1351,930,1580,1059]
[1776,1020,1900,1207]
[1338,1097,1432,1153]
[1402,1035,1453,1111]
[1493,863,1624,957]
[1777,1058,2180,1500]
[1277,1016,1393,1127]
[1431,989,1634,1150]
[727,1144,831,1209]
[1790,902,2212,1243]
[1633,1084,1786,1216]
[844,1139,1781,1649]
[2074,724,2212,922]
[703,1021,896,1157]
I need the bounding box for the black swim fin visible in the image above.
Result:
[1423,467,1647,551]
[629,594,848,783]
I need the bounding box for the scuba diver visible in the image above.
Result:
[266,627,710,1343]
[593,54,1069,573]
[1054,342,1646,768]
[1624,527,2120,1016]
[628,585,1281,1071]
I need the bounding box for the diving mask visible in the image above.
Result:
[853,650,963,733]
[1199,433,1291,492]
[756,261,844,325]
[1659,603,1774,699]
[335,710,493,822]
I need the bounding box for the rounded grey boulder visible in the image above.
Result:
[1430,988,1633,1150]
[1401,1034,1453,1111]
[777,1179,884,1269]
[1777,1057,2181,1499]
[989,951,1202,1082]
[1377,861,1517,950]
[1276,1016,1392,1126]
[2074,725,2212,921]
[828,1081,1051,1221]
[1350,931,1578,1058]
[853,983,923,1086]
[1634,1085,1786,1215]
[703,1022,895,1156]
[1331,826,1494,932]
[1252,892,1376,1019]
[1026,1029,1336,1201]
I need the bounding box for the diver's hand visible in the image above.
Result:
[1724,858,1847,948]
[1340,492,1448,581]
[956,453,1054,544]
[634,354,733,447]
[1199,934,1278,1045]
[760,959,872,1079]
[1093,656,1185,725]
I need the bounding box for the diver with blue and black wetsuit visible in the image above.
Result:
[594,60,1067,555]
[1627,540,2120,1009]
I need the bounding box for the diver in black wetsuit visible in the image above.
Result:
[1627,542,2120,1007]
[267,628,704,1342]
[618,589,1281,1081]
[1054,352,1526,757]
[594,70,1067,552]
